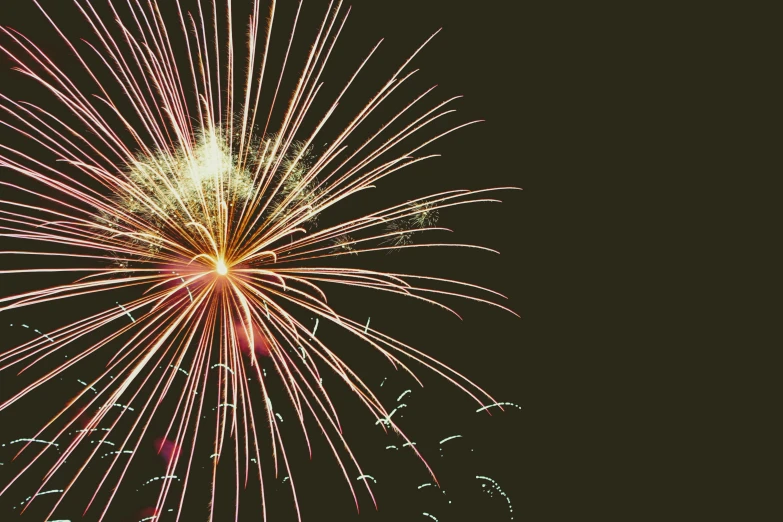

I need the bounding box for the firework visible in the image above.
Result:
[0,0,518,520]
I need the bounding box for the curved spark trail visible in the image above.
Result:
[477,475,514,520]
[475,402,522,413]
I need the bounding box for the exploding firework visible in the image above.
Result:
[0,0,518,520]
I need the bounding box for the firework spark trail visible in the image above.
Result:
[6,291,206,511]
[0,0,518,520]
[477,475,514,520]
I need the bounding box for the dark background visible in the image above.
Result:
[0,1,535,521]
[0,2,767,520]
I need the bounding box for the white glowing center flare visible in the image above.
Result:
[216,259,228,276]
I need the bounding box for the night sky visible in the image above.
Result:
[0,1,528,521]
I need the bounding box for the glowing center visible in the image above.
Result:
[216,259,228,276]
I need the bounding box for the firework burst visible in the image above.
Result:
[0,0,518,520]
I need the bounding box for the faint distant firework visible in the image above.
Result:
[0,1,519,521]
